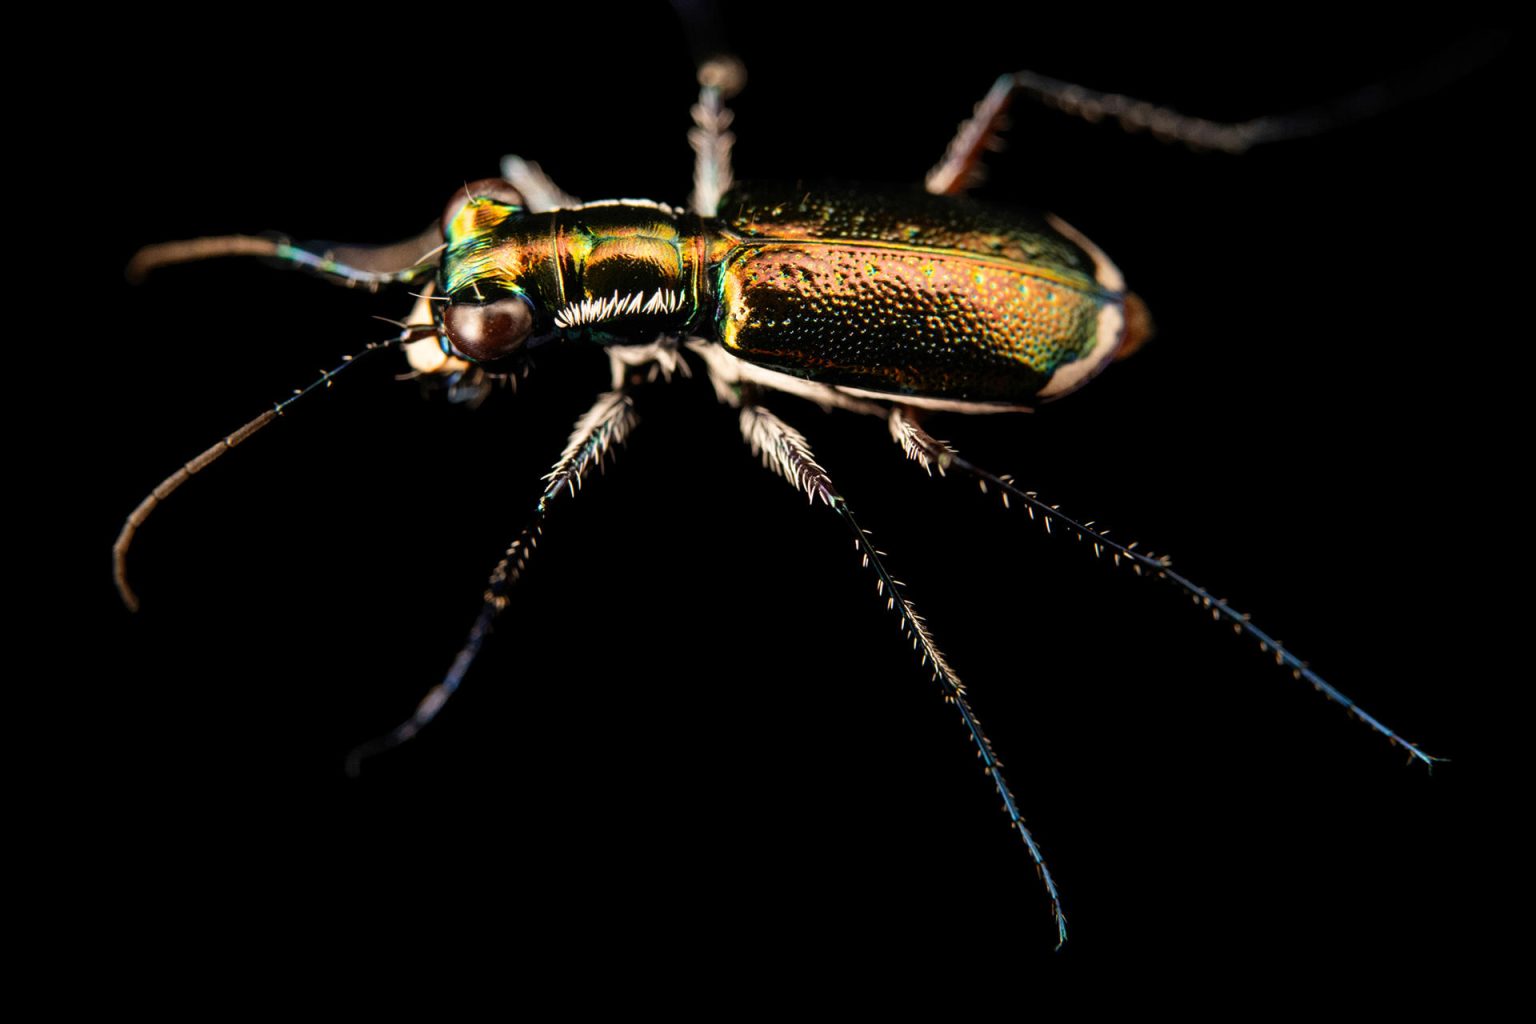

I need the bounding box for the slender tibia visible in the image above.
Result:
[925,75,1017,196]
[889,406,1440,768]
[113,336,417,611]
[927,36,1503,194]
[344,389,638,775]
[741,403,1069,948]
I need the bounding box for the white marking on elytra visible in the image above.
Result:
[1035,213,1128,401]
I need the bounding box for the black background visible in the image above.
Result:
[62,7,1515,992]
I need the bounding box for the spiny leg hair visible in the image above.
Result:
[889,405,1439,768]
[740,402,1069,949]
[345,389,638,775]
[689,56,746,217]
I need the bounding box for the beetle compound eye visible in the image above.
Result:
[442,296,536,363]
[1115,292,1155,362]
[441,179,527,238]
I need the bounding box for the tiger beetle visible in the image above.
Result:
[114,37,1489,950]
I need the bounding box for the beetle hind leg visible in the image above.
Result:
[925,73,1019,196]
[888,405,1442,768]
[923,67,1277,195]
[927,42,1502,194]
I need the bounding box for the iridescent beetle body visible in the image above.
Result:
[116,54,1453,950]
[440,183,1132,409]
[713,184,1125,404]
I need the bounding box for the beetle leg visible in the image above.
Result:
[887,406,1442,769]
[925,73,1019,196]
[500,155,581,213]
[925,67,1280,194]
[344,388,638,775]
[686,339,886,417]
[887,404,957,476]
[688,57,747,217]
[608,337,689,389]
[928,40,1501,193]
[740,401,1069,948]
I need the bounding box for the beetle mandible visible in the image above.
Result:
[111,22,1499,951]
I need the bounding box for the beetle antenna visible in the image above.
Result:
[125,235,286,281]
[113,328,431,612]
[127,222,443,290]
[889,407,1441,769]
[344,389,638,776]
[742,403,1069,950]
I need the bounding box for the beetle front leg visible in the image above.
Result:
[345,388,638,774]
[500,155,581,213]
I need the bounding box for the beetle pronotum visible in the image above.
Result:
[107,16,1501,962]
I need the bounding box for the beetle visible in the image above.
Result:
[105,16,1502,965]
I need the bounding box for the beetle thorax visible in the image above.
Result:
[442,200,701,347]
[546,201,700,341]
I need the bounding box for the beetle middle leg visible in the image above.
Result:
[736,398,1069,947]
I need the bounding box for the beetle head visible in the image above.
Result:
[436,179,558,366]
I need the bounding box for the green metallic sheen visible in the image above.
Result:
[436,187,1122,401]
[710,184,1121,403]
[442,199,702,345]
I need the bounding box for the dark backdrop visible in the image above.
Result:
[69,8,1513,992]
